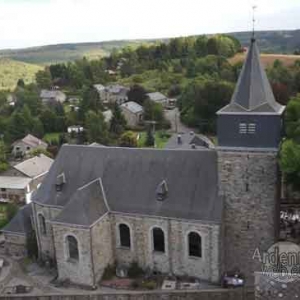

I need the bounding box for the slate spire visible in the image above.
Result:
[218,38,284,114]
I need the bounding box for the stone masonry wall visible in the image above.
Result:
[32,203,62,261]
[218,150,279,285]
[91,214,114,283]
[52,223,94,286]
[111,214,221,283]
[3,233,27,257]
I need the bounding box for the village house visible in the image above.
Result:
[0,176,32,204]
[165,132,215,150]
[40,90,67,104]
[3,38,286,288]
[0,154,53,204]
[147,92,169,108]
[94,84,129,105]
[120,101,144,128]
[12,134,48,158]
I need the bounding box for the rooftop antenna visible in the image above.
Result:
[252,5,257,40]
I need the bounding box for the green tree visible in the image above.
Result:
[110,103,127,136]
[36,68,52,89]
[285,95,300,142]
[0,140,8,172]
[127,84,148,105]
[85,111,108,144]
[119,131,137,147]
[145,126,155,147]
[280,140,300,190]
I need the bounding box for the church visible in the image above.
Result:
[3,37,285,287]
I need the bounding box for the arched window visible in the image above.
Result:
[119,224,131,248]
[38,214,46,235]
[188,232,202,257]
[152,227,165,253]
[66,235,79,261]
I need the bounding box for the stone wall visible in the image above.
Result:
[52,223,94,287]
[0,289,255,300]
[3,233,27,257]
[218,150,279,285]
[32,202,62,260]
[91,213,114,283]
[111,213,221,283]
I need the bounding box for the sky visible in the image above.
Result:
[0,0,300,50]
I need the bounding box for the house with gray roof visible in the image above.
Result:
[95,84,129,106]
[1,154,54,203]
[40,89,66,104]
[147,92,169,107]
[165,132,215,150]
[12,134,48,158]
[120,101,144,127]
[3,37,286,288]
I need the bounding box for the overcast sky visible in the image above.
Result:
[0,0,300,50]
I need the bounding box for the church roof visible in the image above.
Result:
[2,204,33,236]
[33,145,222,225]
[217,39,284,115]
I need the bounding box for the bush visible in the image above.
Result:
[128,262,144,279]
[102,263,116,280]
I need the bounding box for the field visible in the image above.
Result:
[0,58,43,90]
[229,53,300,68]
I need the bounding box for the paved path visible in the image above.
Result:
[164,108,194,134]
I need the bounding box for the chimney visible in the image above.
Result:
[190,131,194,136]
[191,144,196,149]
[177,134,182,144]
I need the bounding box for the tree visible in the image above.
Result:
[85,111,108,144]
[110,103,127,136]
[179,79,234,132]
[17,79,25,88]
[145,125,155,147]
[127,84,148,105]
[0,141,8,172]
[29,148,53,158]
[280,140,300,190]
[285,95,300,142]
[119,131,137,147]
[36,68,52,89]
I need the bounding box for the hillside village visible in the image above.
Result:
[0,29,300,299]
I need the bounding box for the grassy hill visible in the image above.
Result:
[0,58,43,90]
[0,30,299,66]
[0,40,157,65]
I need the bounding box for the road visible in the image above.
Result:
[164,108,194,134]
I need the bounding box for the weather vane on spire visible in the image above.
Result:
[252,5,257,39]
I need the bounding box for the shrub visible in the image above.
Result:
[128,262,144,279]
[141,280,157,290]
[102,263,116,280]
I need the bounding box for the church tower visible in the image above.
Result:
[217,38,285,284]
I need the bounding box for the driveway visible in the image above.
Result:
[164,108,194,134]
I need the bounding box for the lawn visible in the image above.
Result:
[0,58,43,90]
[137,130,171,149]
[43,132,61,144]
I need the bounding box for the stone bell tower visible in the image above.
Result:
[217,38,285,284]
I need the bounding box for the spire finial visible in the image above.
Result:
[252,5,257,41]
